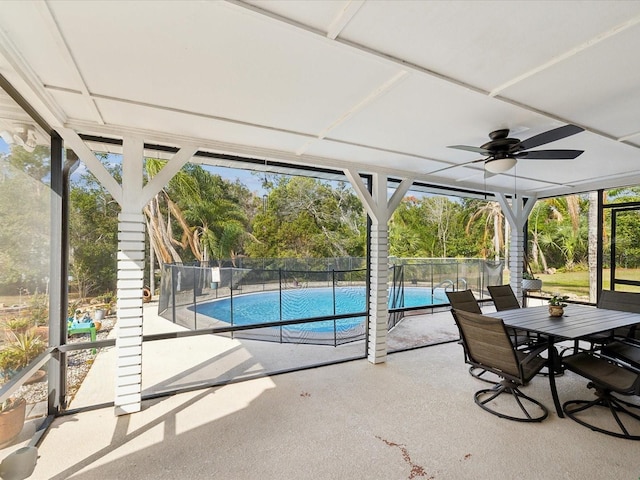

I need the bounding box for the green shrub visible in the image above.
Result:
[1,330,46,375]
[0,348,23,378]
[3,316,30,333]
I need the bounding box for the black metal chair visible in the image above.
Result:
[599,290,640,339]
[452,309,550,422]
[602,340,640,370]
[582,290,640,349]
[576,290,640,368]
[487,283,539,349]
[487,284,521,311]
[445,290,482,315]
[562,352,640,439]
[487,284,544,351]
[598,291,640,370]
[446,290,495,383]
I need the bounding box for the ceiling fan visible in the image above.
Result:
[447,124,585,174]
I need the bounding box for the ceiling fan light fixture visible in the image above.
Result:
[485,156,517,174]
[11,124,37,152]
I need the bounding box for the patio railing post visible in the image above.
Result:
[230,269,234,339]
[193,266,197,330]
[171,265,176,324]
[332,268,337,347]
[279,268,283,343]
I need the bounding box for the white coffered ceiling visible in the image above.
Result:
[1,0,640,198]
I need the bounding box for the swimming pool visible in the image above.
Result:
[193,286,448,334]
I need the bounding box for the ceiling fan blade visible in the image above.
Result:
[518,124,584,151]
[447,145,491,155]
[515,149,584,160]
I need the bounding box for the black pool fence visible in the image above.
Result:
[157,257,503,346]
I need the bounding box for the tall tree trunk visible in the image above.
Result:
[143,195,183,264]
[504,217,509,268]
[588,191,598,302]
[493,213,500,262]
[531,233,549,273]
[166,197,203,261]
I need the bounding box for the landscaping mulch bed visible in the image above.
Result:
[15,316,116,407]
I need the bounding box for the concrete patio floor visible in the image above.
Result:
[24,302,640,479]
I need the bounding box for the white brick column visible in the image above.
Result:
[114,213,145,414]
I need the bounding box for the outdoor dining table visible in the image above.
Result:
[488,303,640,418]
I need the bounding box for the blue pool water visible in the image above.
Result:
[193,287,447,333]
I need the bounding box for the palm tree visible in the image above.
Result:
[143,160,251,266]
[466,200,504,262]
[528,195,588,273]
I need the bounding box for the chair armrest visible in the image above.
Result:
[601,340,640,373]
[521,342,552,365]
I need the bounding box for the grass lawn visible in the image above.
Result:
[531,268,640,299]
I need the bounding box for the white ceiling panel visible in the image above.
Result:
[325,73,551,161]
[48,1,400,136]
[1,0,640,199]
[0,2,81,90]
[338,1,640,92]
[500,24,640,138]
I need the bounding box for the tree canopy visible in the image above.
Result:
[0,146,51,295]
[246,176,365,258]
[7,143,640,300]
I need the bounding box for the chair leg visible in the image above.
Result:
[563,387,640,440]
[474,380,548,422]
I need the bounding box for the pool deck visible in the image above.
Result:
[24,297,640,479]
[65,301,463,410]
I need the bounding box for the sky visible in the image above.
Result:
[203,165,266,195]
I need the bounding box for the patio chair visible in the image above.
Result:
[486,284,540,346]
[582,290,640,354]
[445,290,482,315]
[487,284,521,311]
[452,309,550,422]
[598,290,640,339]
[446,290,496,383]
[598,291,640,369]
[562,351,640,439]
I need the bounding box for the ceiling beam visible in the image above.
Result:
[326,0,366,40]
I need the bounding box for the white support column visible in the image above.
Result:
[508,229,525,301]
[368,221,389,363]
[115,212,145,415]
[496,193,537,302]
[114,136,145,414]
[344,170,413,364]
[368,174,389,363]
[60,130,196,415]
